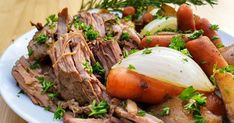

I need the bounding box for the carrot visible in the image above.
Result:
[140,35,176,48]
[176,4,196,32]
[106,68,184,104]
[186,36,228,77]
[123,6,135,17]
[142,12,154,24]
[195,18,223,48]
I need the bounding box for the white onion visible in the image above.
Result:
[140,17,177,36]
[113,47,215,92]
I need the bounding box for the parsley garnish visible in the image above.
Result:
[181,49,192,58]
[54,106,65,119]
[216,43,224,48]
[89,100,109,117]
[17,89,25,97]
[93,62,105,76]
[28,48,33,56]
[211,36,219,41]
[123,15,132,21]
[142,48,152,54]
[85,29,99,40]
[121,31,130,40]
[104,34,114,41]
[44,106,51,111]
[30,61,41,69]
[48,93,58,99]
[210,24,219,31]
[45,14,58,29]
[37,77,54,94]
[158,106,170,116]
[179,86,207,123]
[137,110,146,116]
[146,37,152,43]
[36,34,48,44]
[188,30,204,40]
[169,36,185,51]
[182,58,188,62]
[128,64,136,70]
[83,60,93,74]
[210,64,217,85]
[219,65,234,75]
[123,49,139,58]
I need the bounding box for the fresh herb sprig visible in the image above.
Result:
[89,100,109,117]
[54,106,65,119]
[179,86,207,123]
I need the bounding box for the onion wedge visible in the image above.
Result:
[107,47,215,104]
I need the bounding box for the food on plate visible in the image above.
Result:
[10,0,234,122]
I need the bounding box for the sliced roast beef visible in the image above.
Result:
[89,39,123,77]
[48,31,105,105]
[148,97,222,123]
[57,8,70,38]
[220,44,234,65]
[12,56,55,109]
[78,12,106,37]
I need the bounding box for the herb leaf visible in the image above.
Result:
[128,64,136,70]
[83,60,93,74]
[30,61,41,69]
[188,30,204,40]
[36,34,48,44]
[179,86,195,100]
[37,77,54,94]
[54,106,65,119]
[137,110,146,116]
[28,48,33,56]
[210,24,219,31]
[121,31,130,40]
[158,106,170,116]
[169,36,185,51]
[89,100,109,117]
[93,62,105,76]
[142,48,152,54]
[46,14,58,29]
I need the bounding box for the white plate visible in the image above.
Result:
[0,29,234,123]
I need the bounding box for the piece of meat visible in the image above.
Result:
[148,97,222,123]
[48,31,105,105]
[12,57,55,109]
[114,107,163,123]
[30,22,43,31]
[57,8,69,38]
[63,113,121,123]
[220,44,234,65]
[78,12,106,37]
[89,39,123,77]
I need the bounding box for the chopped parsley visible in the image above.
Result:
[36,34,48,44]
[142,48,152,55]
[128,64,136,70]
[121,31,130,40]
[123,49,139,58]
[72,16,98,41]
[104,33,114,41]
[89,100,109,117]
[216,43,224,48]
[28,48,33,57]
[146,37,152,43]
[211,36,219,41]
[169,36,185,51]
[83,60,93,74]
[37,77,54,94]
[188,30,204,40]
[182,58,188,62]
[48,93,58,99]
[158,106,170,116]
[44,106,51,111]
[219,65,234,75]
[30,61,41,69]
[17,89,25,97]
[93,62,105,76]
[210,24,219,31]
[145,31,151,36]
[179,86,207,123]
[181,49,192,58]
[210,64,217,85]
[85,29,99,40]
[123,15,132,21]
[45,14,58,29]
[54,106,65,119]
[137,110,146,116]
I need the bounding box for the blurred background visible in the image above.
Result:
[0,0,234,122]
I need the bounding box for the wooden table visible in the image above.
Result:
[0,0,234,123]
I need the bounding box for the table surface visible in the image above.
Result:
[0,0,234,123]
